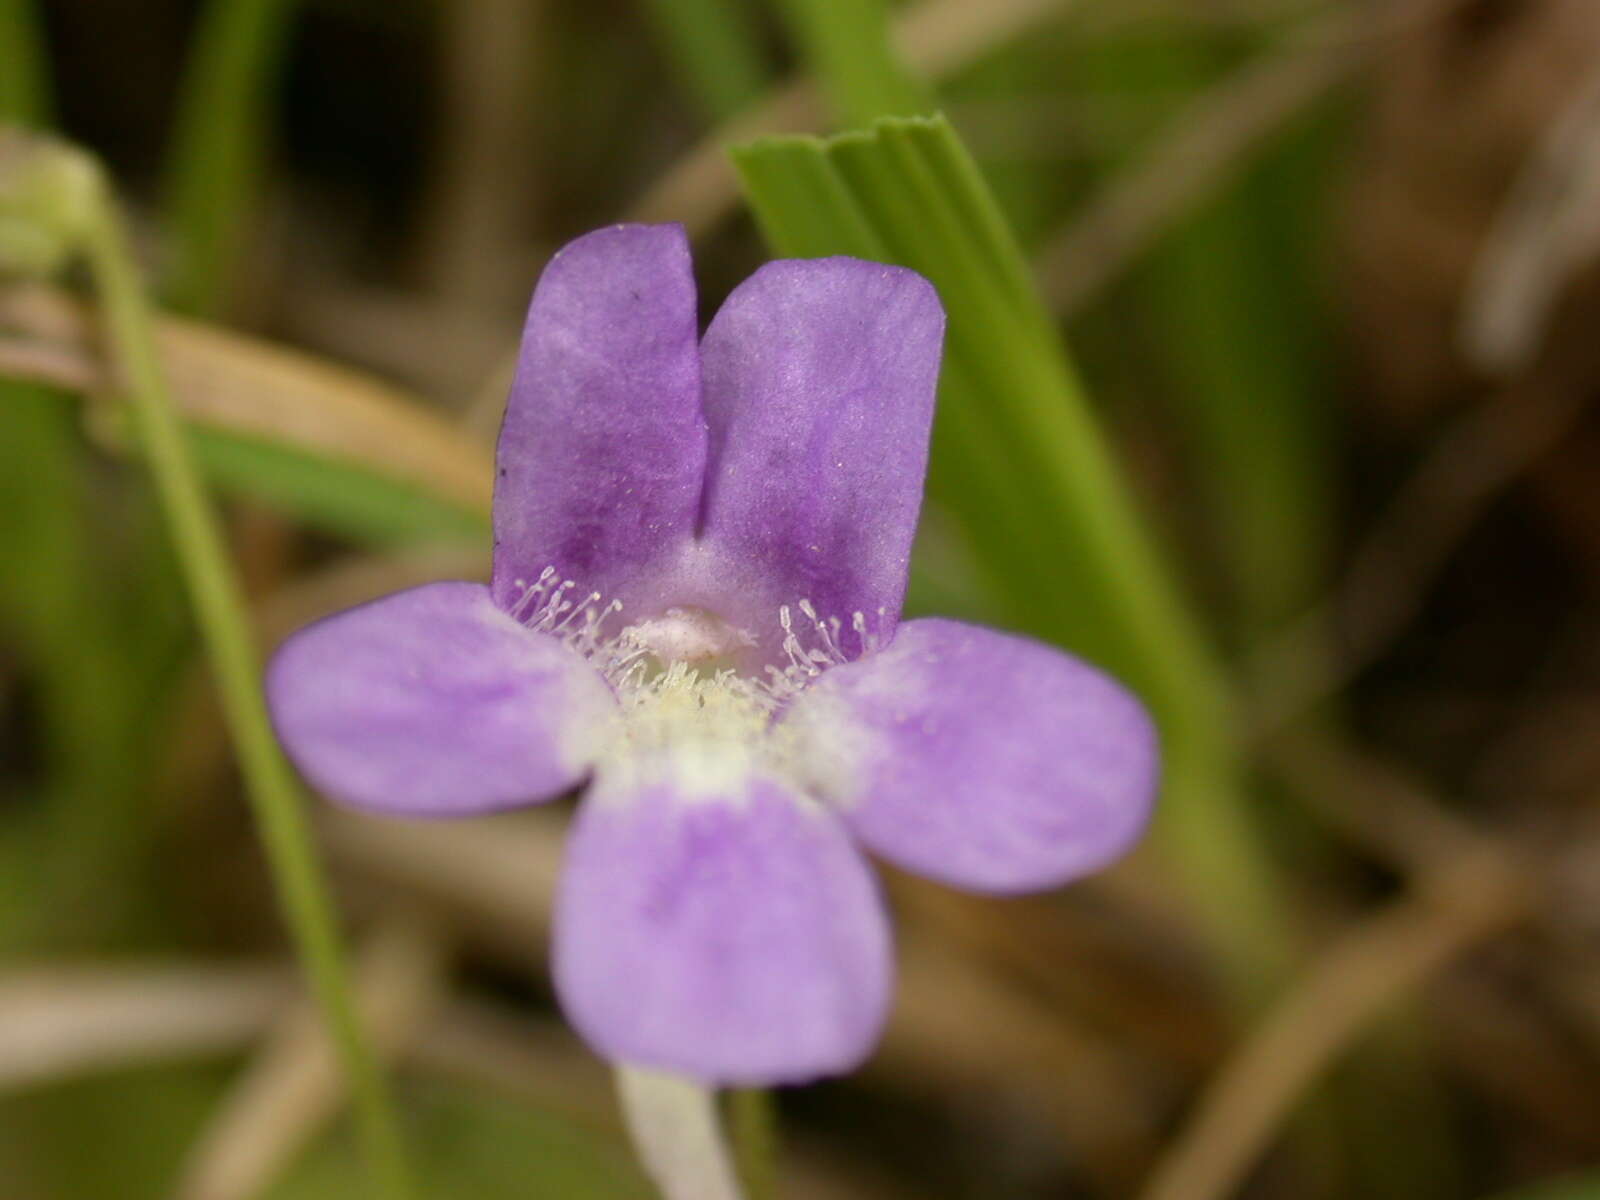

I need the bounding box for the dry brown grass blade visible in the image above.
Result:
[625,0,1074,237]
[0,964,292,1091]
[0,283,493,517]
[1460,56,1600,375]
[172,919,448,1200]
[1036,0,1453,315]
[1137,854,1530,1200]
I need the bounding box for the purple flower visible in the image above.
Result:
[266,225,1158,1085]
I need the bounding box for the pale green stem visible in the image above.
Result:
[72,153,414,1199]
[617,1068,745,1200]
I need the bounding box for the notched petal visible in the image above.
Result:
[697,258,944,658]
[266,582,617,817]
[781,618,1159,894]
[492,224,707,613]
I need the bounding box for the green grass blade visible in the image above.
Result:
[163,0,300,316]
[186,429,489,545]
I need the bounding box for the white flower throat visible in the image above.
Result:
[506,568,880,796]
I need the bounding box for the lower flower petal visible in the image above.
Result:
[552,773,891,1085]
[266,582,616,816]
[781,618,1159,894]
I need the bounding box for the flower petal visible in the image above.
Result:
[491,224,707,613]
[696,258,943,657]
[552,772,892,1085]
[781,618,1158,894]
[266,582,616,816]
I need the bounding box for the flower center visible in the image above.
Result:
[506,567,879,796]
[618,606,754,670]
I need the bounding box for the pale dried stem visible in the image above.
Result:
[0,965,291,1090]
[0,960,607,1131]
[1137,856,1531,1200]
[172,919,448,1200]
[1460,55,1600,374]
[616,1067,745,1200]
[0,332,98,388]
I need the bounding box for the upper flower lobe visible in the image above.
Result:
[266,224,1159,1085]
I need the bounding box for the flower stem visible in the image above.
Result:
[617,1067,746,1200]
[70,150,415,1199]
